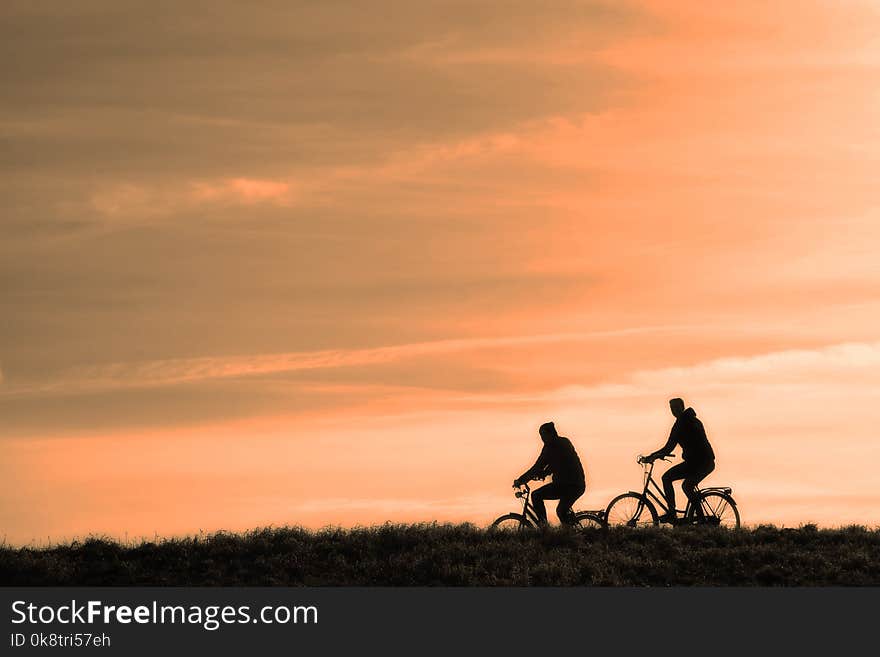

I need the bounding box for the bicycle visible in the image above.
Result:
[604,455,741,528]
[490,482,604,530]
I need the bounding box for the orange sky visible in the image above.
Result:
[3,1,880,544]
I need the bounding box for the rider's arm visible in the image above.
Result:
[516,447,549,484]
[647,426,677,461]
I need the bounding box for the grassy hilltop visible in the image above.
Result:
[3,524,880,586]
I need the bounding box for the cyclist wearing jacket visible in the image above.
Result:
[642,398,715,522]
[513,422,586,525]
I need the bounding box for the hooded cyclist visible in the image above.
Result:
[513,422,586,525]
[641,398,715,523]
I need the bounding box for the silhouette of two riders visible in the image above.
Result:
[513,422,585,526]
[641,398,716,523]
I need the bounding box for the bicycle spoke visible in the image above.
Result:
[696,492,739,528]
[606,493,656,527]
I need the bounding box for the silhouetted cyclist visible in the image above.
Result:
[513,422,585,526]
[642,398,715,523]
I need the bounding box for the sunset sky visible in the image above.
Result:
[3,1,880,544]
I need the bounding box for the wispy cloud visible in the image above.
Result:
[7,335,880,417]
[423,340,880,407]
[89,176,297,220]
[613,340,880,396]
[190,178,295,206]
[1,325,697,398]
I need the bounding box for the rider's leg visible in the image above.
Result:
[555,483,585,524]
[682,460,715,519]
[660,463,689,521]
[531,483,559,525]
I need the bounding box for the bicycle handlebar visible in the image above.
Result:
[637,454,674,464]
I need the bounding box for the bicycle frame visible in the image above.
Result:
[638,460,676,514]
[513,483,588,526]
[515,484,545,526]
[603,456,740,528]
[636,460,733,516]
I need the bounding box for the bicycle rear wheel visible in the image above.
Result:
[572,511,604,529]
[604,493,659,527]
[489,513,533,532]
[685,491,740,529]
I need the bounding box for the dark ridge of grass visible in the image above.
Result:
[3,523,880,586]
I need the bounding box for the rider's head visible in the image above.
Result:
[669,398,685,418]
[538,422,558,442]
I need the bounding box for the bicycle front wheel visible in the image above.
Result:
[687,491,740,529]
[489,513,533,532]
[572,511,604,529]
[604,493,659,527]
